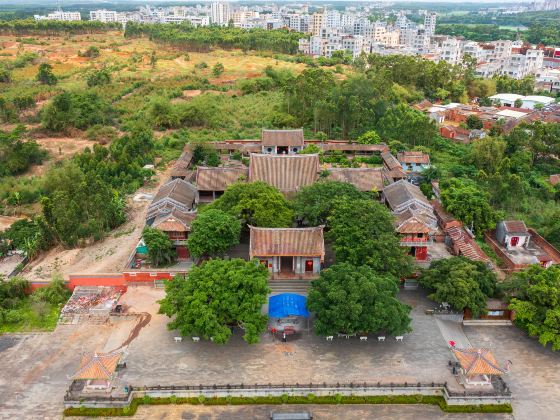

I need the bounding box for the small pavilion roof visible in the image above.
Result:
[452,348,505,376]
[73,352,121,381]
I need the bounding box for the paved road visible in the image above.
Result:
[131,403,512,419]
[436,318,472,348]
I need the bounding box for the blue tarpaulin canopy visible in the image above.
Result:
[268,293,309,318]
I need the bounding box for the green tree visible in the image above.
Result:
[187,209,241,259]
[440,178,499,235]
[328,199,412,278]
[376,104,437,147]
[472,136,506,174]
[86,68,111,87]
[504,265,560,350]
[41,91,112,131]
[147,96,179,129]
[207,181,293,228]
[0,66,12,83]
[158,259,270,344]
[143,227,177,267]
[356,130,381,144]
[466,114,483,130]
[307,263,412,336]
[31,272,70,305]
[419,257,496,317]
[212,62,224,77]
[292,181,366,226]
[36,63,57,85]
[514,98,523,108]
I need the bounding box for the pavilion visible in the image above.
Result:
[72,351,122,392]
[452,348,506,389]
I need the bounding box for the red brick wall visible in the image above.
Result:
[484,231,525,272]
[68,274,126,290]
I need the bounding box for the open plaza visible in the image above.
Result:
[1,286,559,419]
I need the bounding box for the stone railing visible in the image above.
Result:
[64,381,512,408]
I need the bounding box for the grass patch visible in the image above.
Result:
[0,300,61,334]
[63,394,512,416]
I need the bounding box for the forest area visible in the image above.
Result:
[0,21,559,273]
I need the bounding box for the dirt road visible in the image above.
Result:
[23,165,174,282]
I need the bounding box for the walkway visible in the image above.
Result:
[435,318,472,349]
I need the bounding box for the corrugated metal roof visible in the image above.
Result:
[249,226,325,260]
[248,153,319,192]
[326,168,385,192]
[195,166,248,191]
[262,129,304,147]
[73,352,121,380]
[452,348,505,376]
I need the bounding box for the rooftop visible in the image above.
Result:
[249,226,325,260]
[248,153,319,193]
[397,151,430,165]
[326,167,385,192]
[195,166,248,191]
[452,348,505,377]
[73,352,122,381]
[383,180,431,211]
[261,129,304,147]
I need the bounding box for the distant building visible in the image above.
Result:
[211,2,231,26]
[34,10,81,21]
[397,151,430,173]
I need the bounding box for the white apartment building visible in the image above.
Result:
[441,38,463,65]
[342,35,366,58]
[210,2,231,26]
[311,12,325,36]
[90,10,120,23]
[424,12,437,36]
[325,10,341,29]
[34,10,81,21]
[500,49,544,79]
[462,41,485,62]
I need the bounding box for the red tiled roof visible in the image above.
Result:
[503,220,528,234]
[262,129,304,147]
[397,151,430,165]
[249,226,325,260]
[196,166,248,191]
[73,352,121,381]
[326,168,385,192]
[550,174,560,186]
[446,226,490,262]
[452,348,505,376]
[152,209,196,232]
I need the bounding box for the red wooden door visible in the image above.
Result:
[510,236,519,247]
[305,260,313,272]
[415,247,428,261]
[176,246,189,260]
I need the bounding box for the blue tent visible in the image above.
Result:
[268,293,309,318]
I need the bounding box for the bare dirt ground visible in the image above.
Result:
[23,165,174,282]
[0,215,23,231]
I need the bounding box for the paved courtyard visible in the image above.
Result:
[120,288,457,388]
[1,286,560,419]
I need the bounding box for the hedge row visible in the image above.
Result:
[63,394,513,416]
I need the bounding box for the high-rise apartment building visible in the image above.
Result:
[424,12,437,36]
[211,2,231,26]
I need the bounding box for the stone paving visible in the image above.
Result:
[465,325,560,420]
[1,286,559,419]
[120,289,457,388]
[132,403,512,419]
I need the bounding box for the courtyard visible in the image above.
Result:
[1,286,560,419]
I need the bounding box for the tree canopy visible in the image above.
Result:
[143,227,176,267]
[207,181,293,228]
[440,178,500,235]
[307,263,412,336]
[419,257,497,317]
[187,209,241,259]
[503,265,560,351]
[292,180,367,227]
[327,198,412,278]
[158,258,270,344]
